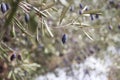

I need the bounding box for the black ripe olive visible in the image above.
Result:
[90,14,94,20]
[1,3,7,13]
[79,3,83,9]
[10,53,16,61]
[24,13,30,23]
[17,54,22,61]
[62,34,67,44]
[95,14,99,19]
[5,3,10,10]
[109,0,114,5]
[79,10,82,15]
[108,25,113,30]
[69,6,74,12]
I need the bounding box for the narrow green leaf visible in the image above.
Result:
[59,0,73,24]
[51,7,58,12]
[4,1,20,27]
[8,71,13,79]
[44,20,54,37]
[59,0,69,6]
[14,17,34,37]
[41,2,55,10]
[12,73,17,80]
[83,9,103,15]
[28,12,38,34]
[0,0,20,41]
[33,7,48,17]
[42,0,47,3]
[83,30,94,41]
[41,19,45,37]
[11,23,16,38]
[20,1,48,18]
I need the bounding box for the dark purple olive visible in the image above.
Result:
[89,49,94,54]
[1,3,7,13]
[17,54,22,61]
[95,14,99,19]
[79,10,82,15]
[90,14,94,20]
[85,7,89,11]
[24,13,30,23]
[5,3,10,10]
[109,0,114,5]
[59,53,64,57]
[10,53,16,61]
[62,34,67,44]
[79,3,83,9]
[108,25,113,30]
[69,6,74,12]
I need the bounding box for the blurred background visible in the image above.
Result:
[0,0,120,80]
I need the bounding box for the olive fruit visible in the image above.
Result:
[90,14,94,20]
[62,34,67,44]
[95,14,99,19]
[69,6,74,12]
[5,3,10,10]
[108,25,113,30]
[17,54,22,61]
[10,53,16,61]
[109,0,114,5]
[79,10,82,15]
[24,13,30,23]
[1,3,7,13]
[79,3,83,9]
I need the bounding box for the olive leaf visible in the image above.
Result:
[28,12,38,34]
[83,30,94,41]
[59,0,73,24]
[44,20,54,37]
[11,23,16,38]
[83,9,103,15]
[59,0,69,6]
[14,17,34,37]
[41,2,56,10]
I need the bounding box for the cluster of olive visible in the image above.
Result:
[90,14,99,20]
[25,13,67,44]
[10,52,22,61]
[70,3,100,21]
[81,3,99,20]
[1,2,67,47]
[24,11,66,44]
[1,2,30,22]
[108,0,120,9]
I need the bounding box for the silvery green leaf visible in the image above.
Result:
[59,0,73,24]
[44,20,54,37]
[8,71,13,79]
[59,0,69,6]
